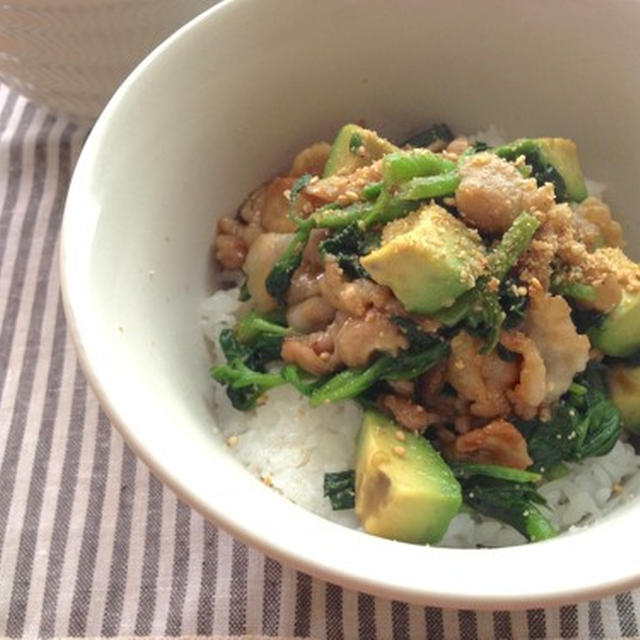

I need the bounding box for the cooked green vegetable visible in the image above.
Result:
[363,181,383,200]
[493,139,568,202]
[211,311,319,409]
[265,227,311,305]
[403,123,454,149]
[452,462,542,484]
[307,201,372,230]
[323,470,356,510]
[382,149,456,187]
[319,223,379,279]
[552,279,596,303]
[487,212,541,280]
[451,460,554,542]
[212,328,284,410]
[459,474,555,542]
[235,310,291,343]
[515,362,621,472]
[360,190,418,227]
[500,276,529,329]
[309,337,449,407]
[395,170,461,201]
[436,212,540,352]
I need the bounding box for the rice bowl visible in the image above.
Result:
[60,0,640,607]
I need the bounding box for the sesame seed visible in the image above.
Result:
[395,430,406,442]
[262,473,273,487]
[226,435,239,447]
[393,445,406,458]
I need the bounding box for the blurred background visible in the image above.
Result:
[0,0,220,122]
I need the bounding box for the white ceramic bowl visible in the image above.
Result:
[0,0,217,121]
[60,0,640,608]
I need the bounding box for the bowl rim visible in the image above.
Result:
[60,0,640,610]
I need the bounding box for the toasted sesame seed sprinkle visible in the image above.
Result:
[395,430,406,442]
[226,435,239,447]
[393,445,406,458]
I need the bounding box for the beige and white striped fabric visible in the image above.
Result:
[1,82,640,640]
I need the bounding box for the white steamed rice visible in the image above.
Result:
[201,287,640,548]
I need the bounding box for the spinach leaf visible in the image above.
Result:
[499,275,529,329]
[319,223,379,279]
[212,313,299,410]
[515,361,621,472]
[402,123,454,149]
[309,338,449,407]
[570,305,605,335]
[323,470,356,510]
[460,475,555,542]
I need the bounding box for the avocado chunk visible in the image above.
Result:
[608,365,640,434]
[589,290,640,357]
[535,137,588,202]
[355,410,461,544]
[323,124,398,177]
[360,203,487,314]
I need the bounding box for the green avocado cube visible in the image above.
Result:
[355,410,461,544]
[589,290,640,357]
[360,204,487,314]
[536,137,588,202]
[608,365,640,434]
[323,124,398,177]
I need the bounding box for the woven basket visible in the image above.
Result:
[0,0,218,121]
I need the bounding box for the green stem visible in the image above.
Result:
[235,312,291,342]
[363,181,383,200]
[309,358,388,407]
[487,211,540,280]
[309,201,371,229]
[361,190,417,227]
[382,149,456,186]
[525,507,557,542]
[395,170,461,201]
[492,139,539,162]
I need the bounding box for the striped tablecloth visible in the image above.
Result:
[1,82,639,640]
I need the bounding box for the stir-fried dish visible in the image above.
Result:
[210,123,640,545]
